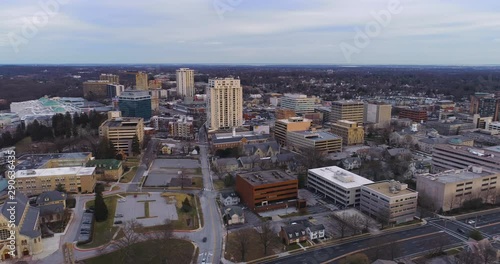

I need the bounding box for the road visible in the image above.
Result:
[127,138,159,192]
[195,125,224,264]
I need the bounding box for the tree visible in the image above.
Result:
[299,147,328,171]
[132,134,141,156]
[55,183,66,193]
[181,197,192,212]
[94,183,108,222]
[113,220,144,264]
[143,220,192,263]
[297,173,307,189]
[334,212,353,238]
[234,229,252,261]
[258,221,274,256]
[469,229,483,241]
[224,174,235,187]
[95,139,116,159]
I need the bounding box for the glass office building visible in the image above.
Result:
[118,90,152,121]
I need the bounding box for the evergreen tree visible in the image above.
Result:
[1,132,13,147]
[80,112,90,128]
[131,134,141,156]
[108,140,117,158]
[55,183,66,193]
[181,197,192,212]
[94,183,108,222]
[73,111,80,126]
[64,112,72,138]
[14,124,24,142]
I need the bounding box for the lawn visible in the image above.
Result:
[161,193,202,230]
[225,228,283,262]
[80,195,119,248]
[192,177,203,189]
[15,137,32,154]
[213,180,226,190]
[120,166,138,183]
[83,239,195,264]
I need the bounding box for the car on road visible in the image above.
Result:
[118,199,126,203]
[457,228,465,234]
[467,220,476,225]
[201,258,206,264]
[202,237,207,242]
[114,221,123,225]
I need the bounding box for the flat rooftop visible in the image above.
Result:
[308,166,373,189]
[435,144,500,161]
[483,145,500,153]
[332,100,364,105]
[238,170,296,186]
[16,152,92,171]
[289,130,342,141]
[103,117,143,127]
[363,181,417,197]
[277,117,312,124]
[15,166,96,178]
[418,168,496,184]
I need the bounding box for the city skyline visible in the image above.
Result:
[1,0,500,65]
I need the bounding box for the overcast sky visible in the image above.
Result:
[1,0,500,65]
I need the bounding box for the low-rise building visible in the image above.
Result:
[15,167,97,196]
[416,167,500,212]
[274,117,312,146]
[220,192,240,206]
[432,144,500,173]
[331,120,364,145]
[222,206,245,225]
[211,131,270,151]
[36,191,66,224]
[360,181,418,225]
[287,130,342,153]
[86,159,124,181]
[235,170,299,212]
[280,224,308,245]
[0,193,43,261]
[308,166,374,207]
[398,108,428,123]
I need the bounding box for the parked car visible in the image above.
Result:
[118,199,126,203]
[115,214,124,218]
[82,220,91,224]
[80,231,90,234]
[114,221,123,225]
[457,228,465,234]
[85,209,94,213]
[467,220,476,225]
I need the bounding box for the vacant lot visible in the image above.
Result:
[225,227,283,262]
[161,192,202,230]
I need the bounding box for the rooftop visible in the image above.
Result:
[435,144,500,160]
[16,152,92,171]
[86,159,122,170]
[308,166,374,189]
[16,166,96,178]
[332,100,364,105]
[418,167,496,184]
[289,130,342,141]
[102,117,143,128]
[363,181,417,197]
[277,117,312,124]
[238,170,296,186]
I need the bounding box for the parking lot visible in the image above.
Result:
[144,159,200,187]
[114,193,178,227]
[77,212,93,242]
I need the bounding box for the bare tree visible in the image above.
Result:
[334,212,353,238]
[257,221,275,256]
[114,220,144,264]
[144,220,192,264]
[454,249,479,264]
[234,229,252,261]
[299,146,328,171]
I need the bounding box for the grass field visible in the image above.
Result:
[84,239,195,264]
[192,177,203,189]
[80,196,119,248]
[161,193,202,230]
[120,166,138,183]
[213,180,226,190]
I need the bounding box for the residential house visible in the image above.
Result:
[215,158,240,173]
[242,141,280,158]
[36,191,66,224]
[342,157,362,170]
[280,224,308,245]
[220,192,240,206]
[306,224,326,240]
[222,206,245,225]
[86,159,124,181]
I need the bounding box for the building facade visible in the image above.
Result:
[15,167,97,196]
[330,100,364,124]
[99,117,144,156]
[118,90,152,121]
[176,68,195,98]
[86,159,124,181]
[0,193,43,261]
[360,181,418,225]
[99,73,120,84]
[281,94,316,114]
[207,77,243,131]
[274,117,312,146]
[83,80,111,99]
[275,108,296,120]
[364,102,392,128]
[398,108,428,123]
[169,116,194,140]
[416,167,500,212]
[470,93,500,121]
[235,170,298,212]
[135,72,149,90]
[432,144,500,173]
[107,84,125,98]
[308,166,374,207]
[286,130,342,153]
[331,120,365,145]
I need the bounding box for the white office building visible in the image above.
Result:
[308,166,373,207]
[281,94,316,114]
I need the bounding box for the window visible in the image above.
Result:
[0,229,10,240]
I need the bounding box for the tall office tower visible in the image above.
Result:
[118,90,152,121]
[107,84,125,98]
[330,100,364,124]
[100,73,120,84]
[83,80,111,99]
[470,92,500,121]
[135,72,149,90]
[176,68,195,97]
[206,77,243,131]
[364,102,392,128]
[281,94,316,114]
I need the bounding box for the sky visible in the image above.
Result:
[1,0,500,65]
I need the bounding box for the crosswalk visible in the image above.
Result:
[199,252,213,264]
